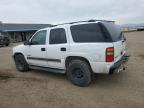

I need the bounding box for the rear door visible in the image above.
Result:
[46,27,69,69]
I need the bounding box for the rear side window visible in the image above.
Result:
[49,28,67,44]
[70,23,109,43]
[102,22,122,42]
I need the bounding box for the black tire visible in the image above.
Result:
[5,43,9,46]
[66,60,92,87]
[14,54,29,72]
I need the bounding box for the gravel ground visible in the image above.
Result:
[0,31,144,108]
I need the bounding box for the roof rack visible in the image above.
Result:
[51,19,115,27]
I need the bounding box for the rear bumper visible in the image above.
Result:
[109,54,130,74]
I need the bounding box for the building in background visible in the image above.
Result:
[0,21,51,42]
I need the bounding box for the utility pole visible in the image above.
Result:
[0,21,3,35]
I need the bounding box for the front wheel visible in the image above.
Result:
[14,54,29,72]
[66,60,92,87]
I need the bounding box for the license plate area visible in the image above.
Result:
[117,63,125,73]
[113,57,129,73]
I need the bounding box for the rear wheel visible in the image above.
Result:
[66,60,92,87]
[14,54,29,72]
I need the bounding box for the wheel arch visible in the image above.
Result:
[65,56,91,68]
[13,52,24,58]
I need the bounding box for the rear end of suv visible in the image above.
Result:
[101,22,129,74]
[66,21,129,86]
[69,21,129,75]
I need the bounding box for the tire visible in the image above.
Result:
[14,54,29,72]
[5,43,9,46]
[66,60,92,87]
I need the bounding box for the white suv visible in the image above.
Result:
[12,20,129,86]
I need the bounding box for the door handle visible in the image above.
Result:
[41,48,46,51]
[61,47,66,51]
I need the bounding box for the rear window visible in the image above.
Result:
[102,22,122,42]
[70,23,111,43]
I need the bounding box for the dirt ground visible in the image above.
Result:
[0,31,144,108]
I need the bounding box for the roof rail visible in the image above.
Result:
[51,19,115,27]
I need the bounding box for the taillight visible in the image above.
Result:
[106,47,114,62]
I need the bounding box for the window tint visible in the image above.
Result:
[70,23,108,43]
[49,28,67,44]
[31,30,47,45]
[102,22,122,42]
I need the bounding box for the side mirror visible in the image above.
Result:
[24,41,31,45]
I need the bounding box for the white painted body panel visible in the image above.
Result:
[12,44,28,59]
[113,41,125,62]
[26,45,48,67]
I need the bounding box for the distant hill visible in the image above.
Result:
[120,23,144,29]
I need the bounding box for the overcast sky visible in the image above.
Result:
[0,0,144,24]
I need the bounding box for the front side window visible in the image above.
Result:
[49,28,67,44]
[31,30,47,45]
[70,23,109,43]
